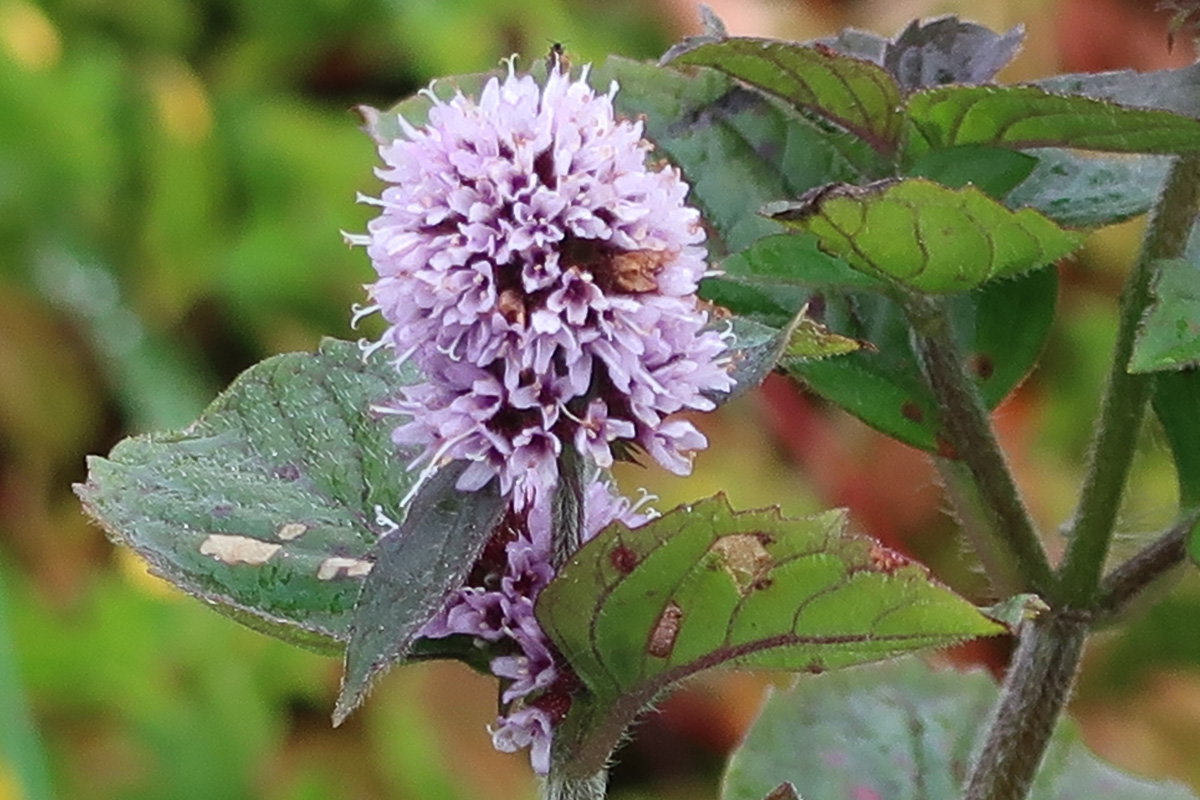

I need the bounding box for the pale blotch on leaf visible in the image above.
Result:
[647,601,684,658]
[199,534,282,565]
[276,522,308,541]
[710,533,774,594]
[316,556,374,581]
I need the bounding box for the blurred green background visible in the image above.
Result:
[3,0,1200,798]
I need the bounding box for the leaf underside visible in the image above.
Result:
[722,659,1199,800]
[74,339,422,654]
[334,463,506,724]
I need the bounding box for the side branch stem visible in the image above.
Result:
[906,294,1055,597]
[1095,513,1196,622]
[1057,154,1200,607]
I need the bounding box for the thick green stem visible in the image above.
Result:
[906,294,1055,597]
[1057,154,1200,607]
[962,612,1088,800]
[963,154,1200,800]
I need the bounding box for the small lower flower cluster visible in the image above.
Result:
[355,59,731,772]
[419,480,651,773]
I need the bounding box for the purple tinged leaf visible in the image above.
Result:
[662,38,905,158]
[884,16,1024,93]
[905,84,1200,156]
[334,462,505,725]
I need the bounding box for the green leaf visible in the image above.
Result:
[700,277,807,327]
[722,659,1199,800]
[334,462,505,725]
[786,309,868,360]
[1153,370,1200,512]
[1130,259,1200,372]
[538,496,1001,771]
[74,339,421,654]
[785,268,1057,451]
[718,233,889,293]
[905,84,1200,156]
[593,56,876,255]
[1004,149,1170,227]
[664,38,905,158]
[905,144,1038,198]
[769,178,1084,294]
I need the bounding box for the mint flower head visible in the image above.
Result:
[350,57,733,773]
[354,60,734,506]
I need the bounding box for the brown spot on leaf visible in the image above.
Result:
[316,557,374,580]
[868,543,911,574]
[935,434,958,459]
[274,463,301,481]
[968,353,995,380]
[901,401,924,423]
[276,522,307,541]
[609,543,638,574]
[647,601,683,658]
[710,533,773,595]
[199,534,281,565]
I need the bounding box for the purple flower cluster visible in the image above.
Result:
[357,62,733,506]
[353,60,732,772]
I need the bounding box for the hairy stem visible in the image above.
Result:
[906,294,1055,597]
[1057,154,1200,607]
[540,768,609,800]
[1095,512,1196,622]
[962,613,1088,800]
[551,446,587,570]
[964,154,1200,800]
